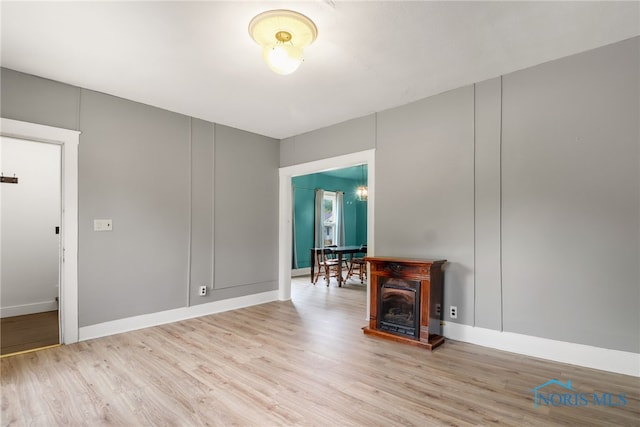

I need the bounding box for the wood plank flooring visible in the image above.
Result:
[1,310,59,355]
[1,278,638,426]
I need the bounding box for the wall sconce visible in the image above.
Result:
[249,9,318,75]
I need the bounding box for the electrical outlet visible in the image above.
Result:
[199,286,207,296]
[435,304,441,316]
[449,305,457,319]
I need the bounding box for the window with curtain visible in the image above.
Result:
[323,191,337,246]
[315,189,344,248]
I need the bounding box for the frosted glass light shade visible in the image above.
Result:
[249,10,317,75]
[263,44,303,75]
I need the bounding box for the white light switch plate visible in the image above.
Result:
[94,219,113,231]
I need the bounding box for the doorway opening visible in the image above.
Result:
[291,164,368,282]
[1,137,61,355]
[278,149,375,320]
[0,118,80,350]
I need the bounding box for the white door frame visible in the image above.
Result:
[1,118,80,344]
[278,149,375,319]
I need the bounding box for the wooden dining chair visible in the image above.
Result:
[313,248,340,286]
[347,245,367,284]
[325,245,349,270]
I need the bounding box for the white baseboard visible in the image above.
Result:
[1,300,58,318]
[291,267,310,277]
[79,290,279,341]
[77,293,638,377]
[443,322,640,377]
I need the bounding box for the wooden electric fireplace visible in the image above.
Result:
[363,257,447,350]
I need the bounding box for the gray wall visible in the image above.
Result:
[1,68,279,327]
[376,87,475,326]
[473,78,502,331]
[189,118,215,303]
[213,124,279,296]
[78,90,190,325]
[501,38,639,351]
[280,114,376,167]
[279,37,640,353]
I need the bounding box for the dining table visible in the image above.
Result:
[309,245,367,286]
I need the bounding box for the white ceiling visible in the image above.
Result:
[1,1,638,140]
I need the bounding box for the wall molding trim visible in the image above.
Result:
[443,322,640,377]
[79,290,279,342]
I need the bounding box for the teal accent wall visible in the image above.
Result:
[292,169,367,269]
[356,199,367,246]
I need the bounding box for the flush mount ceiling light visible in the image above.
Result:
[249,9,317,75]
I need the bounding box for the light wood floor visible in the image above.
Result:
[1,310,59,356]
[1,278,638,426]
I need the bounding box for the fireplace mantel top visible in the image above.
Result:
[364,256,447,266]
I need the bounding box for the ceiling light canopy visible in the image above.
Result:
[249,9,317,75]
